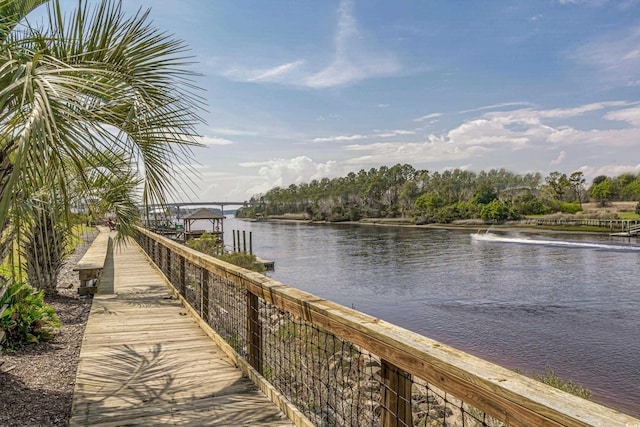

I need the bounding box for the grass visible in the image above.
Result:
[616,211,640,220]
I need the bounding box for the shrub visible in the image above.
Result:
[534,367,592,399]
[186,233,266,273]
[186,232,225,256]
[480,199,510,222]
[558,201,582,214]
[0,279,60,350]
[216,252,266,273]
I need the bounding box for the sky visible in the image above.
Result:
[46,1,640,202]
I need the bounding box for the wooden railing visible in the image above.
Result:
[134,227,639,427]
[519,218,640,232]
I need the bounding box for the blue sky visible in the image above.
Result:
[50,1,640,202]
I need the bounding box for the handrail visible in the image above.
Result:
[134,226,639,427]
[528,218,640,231]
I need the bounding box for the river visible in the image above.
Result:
[221,217,640,417]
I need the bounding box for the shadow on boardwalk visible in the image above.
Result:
[70,238,293,426]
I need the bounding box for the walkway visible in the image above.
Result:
[69,236,294,426]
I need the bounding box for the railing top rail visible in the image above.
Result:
[136,226,639,427]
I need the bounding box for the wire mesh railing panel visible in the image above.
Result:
[183,259,202,314]
[410,379,506,427]
[205,273,247,356]
[259,300,382,426]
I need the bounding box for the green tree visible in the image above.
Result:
[544,172,569,201]
[616,174,640,201]
[568,171,586,206]
[480,199,510,222]
[591,178,613,207]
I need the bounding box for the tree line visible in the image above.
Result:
[237,165,640,223]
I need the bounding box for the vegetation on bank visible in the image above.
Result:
[186,232,266,272]
[236,165,640,224]
[534,367,592,399]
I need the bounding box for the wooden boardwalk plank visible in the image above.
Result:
[70,240,294,427]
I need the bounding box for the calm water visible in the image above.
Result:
[223,217,640,417]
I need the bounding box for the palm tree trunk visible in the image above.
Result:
[0,141,15,263]
[22,203,67,294]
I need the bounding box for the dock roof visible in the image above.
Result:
[182,207,224,220]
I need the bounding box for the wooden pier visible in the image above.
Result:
[610,223,640,237]
[69,240,293,426]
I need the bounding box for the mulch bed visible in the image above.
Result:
[0,233,97,427]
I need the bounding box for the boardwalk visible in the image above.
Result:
[70,236,294,426]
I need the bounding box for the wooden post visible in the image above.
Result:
[236,230,241,252]
[246,291,263,374]
[164,244,170,275]
[202,269,209,320]
[242,230,247,254]
[232,230,237,252]
[179,256,186,296]
[380,359,412,427]
[166,245,172,283]
[249,231,253,255]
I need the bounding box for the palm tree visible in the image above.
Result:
[0,0,205,286]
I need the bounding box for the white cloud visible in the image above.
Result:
[314,129,416,143]
[332,100,640,174]
[198,136,235,146]
[214,0,400,88]
[207,127,260,137]
[222,60,304,83]
[302,0,401,88]
[550,151,566,165]
[573,25,640,87]
[604,106,640,126]
[313,134,368,143]
[413,113,442,122]
[246,60,305,82]
[373,129,416,138]
[580,163,640,179]
[240,156,340,195]
[458,102,534,114]
[538,101,629,118]
[558,0,608,5]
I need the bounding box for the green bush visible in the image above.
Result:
[0,279,60,350]
[558,201,582,214]
[186,233,266,273]
[534,367,592,399]
[186,232,225,256]
[480,199,510,222]
[216,252,266,273]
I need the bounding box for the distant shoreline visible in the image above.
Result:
[240,215,624,236]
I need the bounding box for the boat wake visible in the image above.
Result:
[471,232,640,252]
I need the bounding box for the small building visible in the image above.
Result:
[182,208,225,242]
